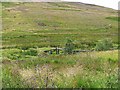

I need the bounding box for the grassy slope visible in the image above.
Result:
[2,2,118,48]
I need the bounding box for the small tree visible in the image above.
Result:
[95,39,113,51]
[64,39,74,54]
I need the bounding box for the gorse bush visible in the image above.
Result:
[95,39,113,51]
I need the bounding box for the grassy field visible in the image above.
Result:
[1,2,118,88]
[2,50,118,88]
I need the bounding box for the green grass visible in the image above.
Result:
[2,50,118,88]
[2,2,18,8]
[106,16,120,22]
[2,66,26,88]
[2,2,118,49]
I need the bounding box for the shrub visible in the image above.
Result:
[95,39,113,51]
[64,39,75,54]
[28,48,38,56]
[22,48,38,56]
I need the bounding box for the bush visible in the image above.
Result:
[64,39,75,54]
[22,48,38,56]
[95,39,113,51]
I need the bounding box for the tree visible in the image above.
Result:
[64,39,74,54]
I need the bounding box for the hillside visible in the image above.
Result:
[2,2,118,49]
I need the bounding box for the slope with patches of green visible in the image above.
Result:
[2,2,118,49]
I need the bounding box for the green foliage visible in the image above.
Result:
[74,75,106,88]
[95,39,113,51]
[2,66,25,88]
[106,73,118,88]
[24,48,38,56]
[64,39,75,54]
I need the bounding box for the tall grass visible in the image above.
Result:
[2,50,118,88]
